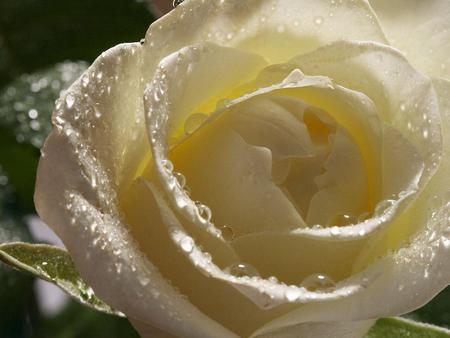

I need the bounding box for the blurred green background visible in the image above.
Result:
[0,0,449,337]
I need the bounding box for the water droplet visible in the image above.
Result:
[314,16,324,25]
[374,199,395,215]
[184,113,207,135]
[65,94,75,109]
[161,159,174,173]
[225,263,259,278]
[301,273,335,291]
[81,74,89,88]
[285,285,300,301]
[180,236,194,253]
[268,276,278,283]
[226,32,234,40]
[330,227,340,235]
[221,225,235,241]
[174,172,186,188]
[138,274,150,286]
[203,252,212,263]
[442,237,450,249]
[96,72,103,81]
[90,222,98,232]
[423,128,429,139]
[293,20,299,27]
[400,103,406,112]
[196,203,212,222]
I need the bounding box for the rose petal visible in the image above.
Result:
[307,127,369,225]
[35,43,235,338]
[143,42,372,321]
[370,0,450,79]
[291,41,441,182]
[171,128,306,234]
[143,0,387,68]
[225,95,315,160]
[231,231,367,285]
[251,79,450,336]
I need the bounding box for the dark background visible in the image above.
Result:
[0,0,448,337]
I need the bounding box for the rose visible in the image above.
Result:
[34,0,450,337]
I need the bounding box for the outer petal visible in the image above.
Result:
[35,44,236,338]
[370,0,450,79]
[142,0,388,77]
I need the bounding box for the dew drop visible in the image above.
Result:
[374,199,395,215]
[314,16,324,25]
[301,273,335,291]
[180,236,194,253]
[138,275,151,286]
[225,263,259,278]
[81,74,89,88]
[442,237,450,249]
[184,113,207,135]
[400,103,406,112]
[285,285,300,302]
[65,94,75,109]
[330,227,340,235]
[221,225,235,241]
[196,203,212,222]
[174,172,186,188]
[268,276,278,283]
[90,222,98,232]
[423,128,429,139]
[161,159,174,173]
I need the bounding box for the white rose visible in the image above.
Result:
[35,0,450,337]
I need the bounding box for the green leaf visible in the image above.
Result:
[0,242,123,317]
[366,317,450,338]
